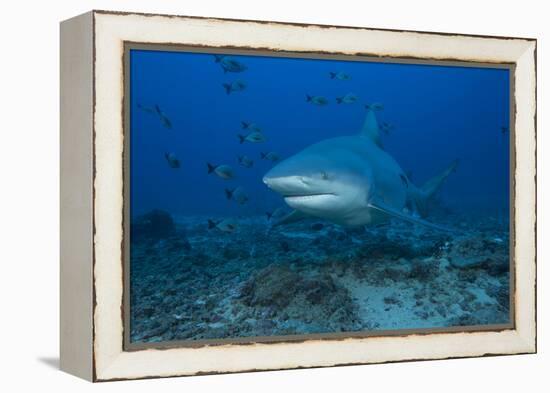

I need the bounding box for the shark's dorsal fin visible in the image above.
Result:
[361,106,383,148]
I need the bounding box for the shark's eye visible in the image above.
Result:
[321,171,329,180]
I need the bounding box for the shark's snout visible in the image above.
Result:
[262,175,275,190]
[263,174,306,195]
[263,164,298,194]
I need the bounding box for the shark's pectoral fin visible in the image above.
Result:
[271,209,309,227]
[367,200,457,233]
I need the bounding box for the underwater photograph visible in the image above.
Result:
[127,47,512,345]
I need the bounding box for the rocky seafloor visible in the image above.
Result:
[129,210,511,344]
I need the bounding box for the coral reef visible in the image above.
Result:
[239,264,362,334]
[129,212,510,343]
[131,209,175,242]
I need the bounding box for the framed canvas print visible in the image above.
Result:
[60,10,537,382]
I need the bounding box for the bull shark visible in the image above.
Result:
[262,106,458,231]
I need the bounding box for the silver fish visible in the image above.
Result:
[207,218,237,232]
[137,103,156,114]
[306,95,329,106]
[380,122,395,135]
[260,151,280,162]
[155,105,172,129]
[164,152,180,168]
[207,163,234,179]
[238,131,265,144]
[223,80,247,95]
[329,72,351,80]
[220,57,247,73]
[238,155,254,168]
[336,93,358,104]
[214,54,226,63]
[241,121,262,133]
[138,103,172,129]
[225,187,249,205]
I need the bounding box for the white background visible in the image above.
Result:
[0,0,546,391]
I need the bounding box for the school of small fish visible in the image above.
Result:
[138,55,404,233]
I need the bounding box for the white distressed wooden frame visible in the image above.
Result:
[60,10,536,382]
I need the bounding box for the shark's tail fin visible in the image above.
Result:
[421,159,459,199]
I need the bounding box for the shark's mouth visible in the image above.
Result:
[284,193,335,203]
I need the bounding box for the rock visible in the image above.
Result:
[415,310,429,320]
[447,303,509,326]
[138,307,155,319]
[167,236,191,252]
[238,263,362,332]
[345,226,366,236]
[383,295,402,306]
[131,209,175,242]
[486,258,509,276]
[336,232,347,241]
[486,283,510,308]
[383,267,408,282]
[329,307,350,324]
[435,305,448,317]
[304,276,336,304]
[311,237,322,246]
[450,257,487,269]
[239,264,302,309]
[408,259,439,280]
[141,320,170,341]
[222,246,244,260]
[355,235,438,261]
[311,223,324,231]
[280,241,290,252]
[163,288,177,297]
[448,236,508,272]
[257,319,276,331]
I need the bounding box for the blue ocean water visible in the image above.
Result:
[128,48,511,344]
